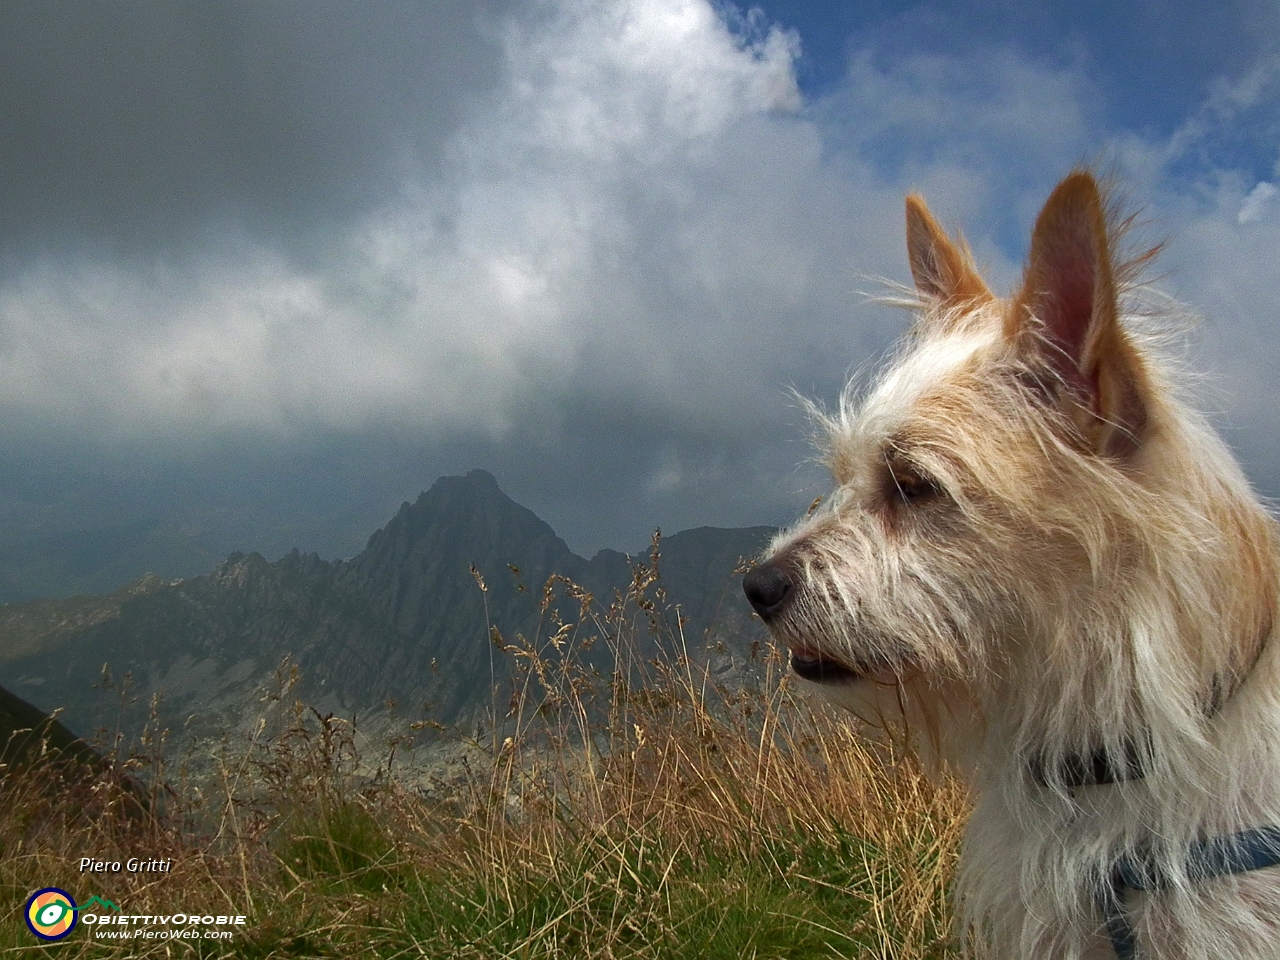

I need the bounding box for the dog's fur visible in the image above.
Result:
[744,171,1280,958]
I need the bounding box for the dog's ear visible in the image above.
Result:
[1009,172,1149,459]
[905,195,992,312]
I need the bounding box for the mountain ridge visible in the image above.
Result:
[0,470,774,748]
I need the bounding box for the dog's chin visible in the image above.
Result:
[789,650,900,686]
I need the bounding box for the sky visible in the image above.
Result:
[0,0,1278,568]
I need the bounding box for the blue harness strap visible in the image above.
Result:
[1099,824,1280,959]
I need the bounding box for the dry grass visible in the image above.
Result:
[0,543,968,958]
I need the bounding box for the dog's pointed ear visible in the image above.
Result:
[1009,171,1149,459]
[905,194,992,312]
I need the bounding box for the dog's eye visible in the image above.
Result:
[891,468,942,504]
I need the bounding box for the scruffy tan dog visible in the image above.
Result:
[744,171,1280,959]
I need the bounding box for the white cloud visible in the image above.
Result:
[1162,56,1280,170]
[1239,181,1279,224]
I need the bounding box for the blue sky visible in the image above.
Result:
[0,0,1277,574]
[761,0,1275,140]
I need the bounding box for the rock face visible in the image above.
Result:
[0,471,774,747]
[346,471,594,721]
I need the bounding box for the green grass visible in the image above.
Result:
[402,831,873,959]
[0,553,967,958]
[231,788,958,960]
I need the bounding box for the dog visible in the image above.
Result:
[743,171,1280,959]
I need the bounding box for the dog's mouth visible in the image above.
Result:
[788,649,899,685]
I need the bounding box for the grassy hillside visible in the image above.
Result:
[0,552,966,958]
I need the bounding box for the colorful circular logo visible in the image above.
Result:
[25,888,78,941]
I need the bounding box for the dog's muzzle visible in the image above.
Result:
[743,561,863,684]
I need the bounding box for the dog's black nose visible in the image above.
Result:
[743,562,793,621]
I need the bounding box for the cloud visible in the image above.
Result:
[1238,182,1278,224]
[1160,55,1280,177]
[0,0,893,451]
[2,0,1279,556]
[0,1,516,260]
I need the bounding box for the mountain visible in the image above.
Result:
[349,470,595,721]
[0,471,774,749]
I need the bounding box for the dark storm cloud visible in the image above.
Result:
[0,0,514,262]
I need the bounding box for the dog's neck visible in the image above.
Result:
[1028,615,1273,791]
